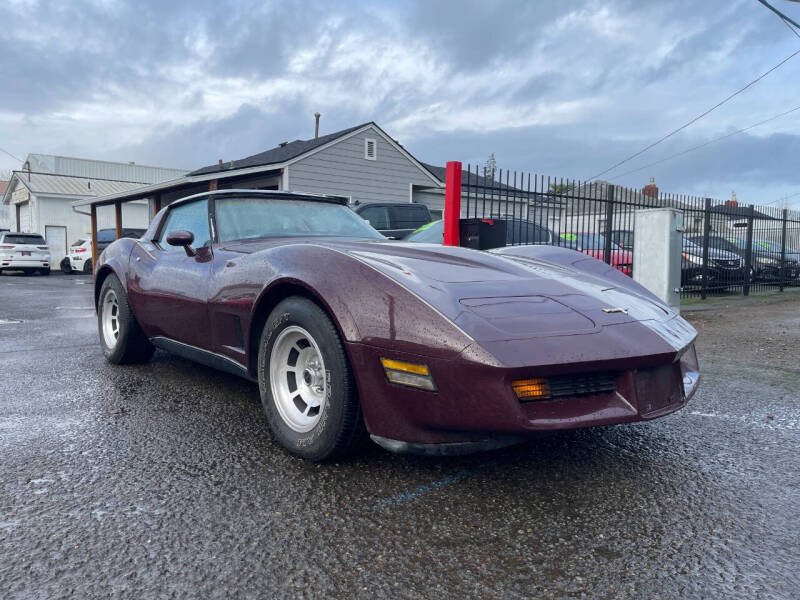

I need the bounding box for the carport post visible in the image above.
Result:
[443,161,462,246]
[701,198,711,300]
[90,204,98,276]
[153,193,162,218]
[114,201,122,240]
[743,204,755,297]
[779,208,788,292]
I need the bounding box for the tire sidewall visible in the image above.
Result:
[258,298,351,460]
[98,275,132,363]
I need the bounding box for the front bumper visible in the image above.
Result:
[348,338,700,451]
[681,266,748,288]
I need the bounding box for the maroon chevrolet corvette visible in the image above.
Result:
[94,190,700,460]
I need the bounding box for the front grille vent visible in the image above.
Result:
[548,372,616,398]
[514,372,617,402]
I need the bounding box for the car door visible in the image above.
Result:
[128,197,213,348]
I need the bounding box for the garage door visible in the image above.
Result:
[18,202,30,231]
[45,225,67,262]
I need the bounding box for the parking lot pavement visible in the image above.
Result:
[1,273,798,599]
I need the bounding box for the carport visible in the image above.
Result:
[72,167,283,272]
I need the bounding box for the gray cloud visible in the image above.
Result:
[1,0,799,207]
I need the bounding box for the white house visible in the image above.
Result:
[1,154,187,263]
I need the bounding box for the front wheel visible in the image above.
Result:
[83,259,93,275]
[258,297,365,461]
[97,273,154,364]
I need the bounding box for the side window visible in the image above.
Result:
[359,206,389,230]
[159,199,211,251]
[97,229,116,243]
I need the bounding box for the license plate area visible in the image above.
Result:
[21,251,31,256]
[635,364,684,417]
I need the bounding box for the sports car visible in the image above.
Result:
[94,190,700,461]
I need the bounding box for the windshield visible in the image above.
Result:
[71,239,86,247]
[405,220,444,243]
[215,197,384,242]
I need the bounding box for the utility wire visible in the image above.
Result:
[0,147,23,164]
[763,189,800,206]
[607,104,800,181]
[757,0,800,35]
[586,46,800,181]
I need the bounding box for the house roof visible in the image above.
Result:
[710,204,775,220]
[190,123,371,176]
[4,172,146,203]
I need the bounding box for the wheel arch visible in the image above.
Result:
[93,265,116,309]
[247,278,350,378]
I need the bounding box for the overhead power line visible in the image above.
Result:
[586,46,800,181]
[0,147,23,164]
[607,104,800,181]
[756,0,800,36]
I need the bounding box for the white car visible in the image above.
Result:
[0,232,51,275]
[62,237,93,274]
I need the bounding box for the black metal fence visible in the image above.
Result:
[459,164,800,299]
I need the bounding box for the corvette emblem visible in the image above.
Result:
[602,307,629,314]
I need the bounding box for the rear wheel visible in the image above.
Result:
[258,297,365,461]
[97,273,154,364]
[83,259,93,275]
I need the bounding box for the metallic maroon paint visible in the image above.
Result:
[94,190,699,453]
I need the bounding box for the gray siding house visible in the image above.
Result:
[80,122,451,223]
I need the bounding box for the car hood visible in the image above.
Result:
[314,239,695,352]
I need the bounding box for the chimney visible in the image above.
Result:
[642,176,658,198]
[314,112,321,139]
[218,159,223,167]
[724,191,738,207]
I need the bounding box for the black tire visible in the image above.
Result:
[258,297,365,461]
[83,259,93,275]
[97,273,155,364]
[61,263,72,274]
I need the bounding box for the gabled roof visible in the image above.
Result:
[4,171,146,203]
[190,123,371,176]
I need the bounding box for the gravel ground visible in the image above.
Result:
[1,273,798,599]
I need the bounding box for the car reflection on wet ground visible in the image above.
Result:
[1,273,798,598]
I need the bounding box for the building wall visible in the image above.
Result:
[36,196,149,263]
[288,126,436,204]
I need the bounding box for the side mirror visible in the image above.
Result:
[166,229,196,256]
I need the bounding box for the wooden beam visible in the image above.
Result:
[90,204,98,276]
[115,201,123,240]
[153,193,162,217]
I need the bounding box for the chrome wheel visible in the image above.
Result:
[269,325,327,433]
[101,288,120,349]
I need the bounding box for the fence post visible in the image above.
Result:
[779,208,788,292]
[443,161,462,246]
[743,204,755,296]
[701,198,711,300]
[603,185,614,264]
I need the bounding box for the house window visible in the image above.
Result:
[364,138,377,161]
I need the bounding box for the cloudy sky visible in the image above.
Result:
[1,0,799,208]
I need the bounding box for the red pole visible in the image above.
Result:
[443,161,462,246]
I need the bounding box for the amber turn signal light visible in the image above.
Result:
[512,378,551,400]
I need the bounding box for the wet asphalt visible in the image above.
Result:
[1,273,798,599]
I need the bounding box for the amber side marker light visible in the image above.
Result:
[512,378,552,401]
[380,358,436,391]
